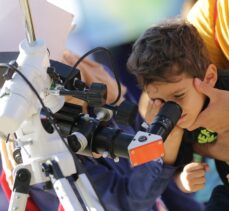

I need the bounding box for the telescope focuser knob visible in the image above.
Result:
[87,83,107,107]
[115,100,138,125]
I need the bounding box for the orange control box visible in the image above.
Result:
[128,132,165,167]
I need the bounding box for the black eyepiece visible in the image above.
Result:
[147,101,182,140]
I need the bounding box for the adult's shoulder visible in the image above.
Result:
[187,0,229,69]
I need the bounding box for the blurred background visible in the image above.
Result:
[64,0,186,52]
[64,0,187,101]
[0,0,187,100]
[0,1,221,210]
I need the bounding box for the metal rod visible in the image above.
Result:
[19,0,36,45]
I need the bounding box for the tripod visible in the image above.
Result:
[0,0,105,210]
[8,111,104,211]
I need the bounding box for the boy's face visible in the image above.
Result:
[145,74,206,129]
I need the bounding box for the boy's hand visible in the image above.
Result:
[139,94,184,165]
[144,98,163,124]
[175,162,209,192]
[188,78,229,133]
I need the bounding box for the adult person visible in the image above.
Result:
[186,0,229,134]
[186,0,229,177]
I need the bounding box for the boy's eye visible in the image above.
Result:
[174,93,185,99]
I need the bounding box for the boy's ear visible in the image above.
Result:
[203,64,218,87]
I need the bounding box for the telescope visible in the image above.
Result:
[0,1,182,210]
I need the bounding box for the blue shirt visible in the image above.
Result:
[82,157,176,211]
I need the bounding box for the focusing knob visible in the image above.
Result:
[87,83,107,107]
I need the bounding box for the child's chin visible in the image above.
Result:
[181,122,196,131]
[178,121,192,130]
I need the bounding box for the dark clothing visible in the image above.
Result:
[162,179,205,211]
[205,185,229,211]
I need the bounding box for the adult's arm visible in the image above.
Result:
[188,78,229,134]
[193,133,229,161]
[187,78,229,161]
[84,157,176,211]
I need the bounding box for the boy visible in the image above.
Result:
[127,18,229,194]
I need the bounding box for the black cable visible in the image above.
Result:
[0,62,106,211]
[63,47,122,105]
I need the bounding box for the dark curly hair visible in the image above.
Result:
[127,18,211,88]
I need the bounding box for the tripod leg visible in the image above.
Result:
[42,160,85,211]
[74,173,105,211]
[8,168,31,211]
[53,177,84,211]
